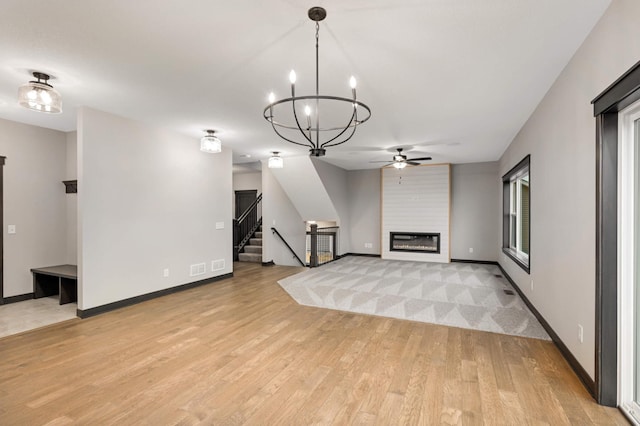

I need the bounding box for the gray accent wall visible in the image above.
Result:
[347,169,381,255]
[0,118,67,297]
[497,0,640,379]
[77,107,232,310]
[451,162,499,261]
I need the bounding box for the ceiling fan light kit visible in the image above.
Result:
[371,148,432,168]
[263,6,371,157]
[18,72,62,114]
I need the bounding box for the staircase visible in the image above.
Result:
[238,226,262,263]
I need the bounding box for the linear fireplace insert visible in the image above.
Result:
[390,232,440,254]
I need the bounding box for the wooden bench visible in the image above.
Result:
[31,265,78,305]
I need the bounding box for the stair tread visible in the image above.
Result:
[244,246,262,254]
[238,253,262,263]
[255,232,262,238]
[249,238,262,246]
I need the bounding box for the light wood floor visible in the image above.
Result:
[0,262,628,425]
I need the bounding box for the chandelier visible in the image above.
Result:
[263,6,371,157]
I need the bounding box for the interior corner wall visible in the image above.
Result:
[261,162,306,266]
[77,107,232,310]
[451,162,499,261]
[0,118,67,298]
[65,131,77,265]
[347,169,381,255]
[497,0,640,380]
[310,158,350,254]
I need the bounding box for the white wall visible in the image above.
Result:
[497,0,640,379]
[0,118,67,297]
[347,169,381,255]
[311,158,350,254]
[77,107,232,310]
[232,172,261,194]
[261,163,306,266]
[66,131,77,265]
[382,164,450,262]
[270,156,338,221]
[451,162,499,261]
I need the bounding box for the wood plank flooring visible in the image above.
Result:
[0,262,628,425]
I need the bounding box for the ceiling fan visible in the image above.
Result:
[370,148,432,169]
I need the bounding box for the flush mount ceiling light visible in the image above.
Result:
[264,6,371,157]
[18,72,62,114]
[200,130,221,153]
[268,151,284,169]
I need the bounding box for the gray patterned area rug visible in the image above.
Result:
[278,256,550,340]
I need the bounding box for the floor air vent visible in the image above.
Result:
[503,289,515,295]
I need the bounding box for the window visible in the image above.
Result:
[503,155,530,272]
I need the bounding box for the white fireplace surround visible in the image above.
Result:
[381,164,450,262]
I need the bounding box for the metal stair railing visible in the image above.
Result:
[234,193,262,259]
[271,227,305,266]
[307,224,339,267]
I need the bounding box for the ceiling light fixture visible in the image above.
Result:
[18,72,62,114]
[200,130,221,153]
[264,6,371,157]
[268,151,284,169]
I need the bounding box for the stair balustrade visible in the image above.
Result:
[234,194,262,262]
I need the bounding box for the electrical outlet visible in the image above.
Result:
[7,225,16,234]
[469,247,474,253]
[215,222,224,230]
[578,324,584,343]
[530,279,534,291]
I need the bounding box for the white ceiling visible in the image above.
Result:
[0,0,611,170]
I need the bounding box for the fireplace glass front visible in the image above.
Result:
[390,232,440,254]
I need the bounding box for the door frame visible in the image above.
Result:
[592,59,640,406]
[0,156,5,304]
[618,98,640,421]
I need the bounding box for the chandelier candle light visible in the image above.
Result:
[18,72,62,114]
[264,6,371,157]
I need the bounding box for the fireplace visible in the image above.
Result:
[390,232,440,254]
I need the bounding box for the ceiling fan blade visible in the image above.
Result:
[406,161,421,166]
[407,157,432,161]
